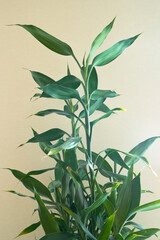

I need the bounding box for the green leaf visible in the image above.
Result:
[57,75,81,89]
[48,137,81,156]
[90,89,119,100]
[98,211,116,240]
[91,108,125,127]
[25,167,55,177]
[64,148,78,171]
[30,71,55,88]
[42,82,80,100]
[79,97,105,118]
[82,192,110,220]
[107,150,129,170]
[114,167,133,233]
[125,221,145,230]
[88,67,98,94]
[16,222,40,237]
[7,168,53,200]
[128,199,160,220]
[59,204,97,240]
[124,136,160,165]
[34,189,59,234]
[125,228,160,240]
[40,232,76,240]
[128,174,141,219]
[92,34,140,67]
[87,17,116,63]
[17,24,73,56]
[19,128,67,147]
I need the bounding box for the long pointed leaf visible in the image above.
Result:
[7,168,53,200]
[16,222,40,237]
[34,190,59,234]
[17,24,73,56]
[87,17,115,63]
[92,34,140,67]
[98,211,116,240]
[124,136,160,165]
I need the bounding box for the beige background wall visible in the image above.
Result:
[0,0,160,239]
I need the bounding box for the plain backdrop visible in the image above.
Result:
[0,0,160,239]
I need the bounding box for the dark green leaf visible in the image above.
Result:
[40,232,76,240]
[88,67,98,94]
[107,150,129,170]
[59,204,97,240]
[124,136,160,165]
[34,190,59,234]
[25,167,55,177]
[30,71,55,88]
[64,148,78,171]
[42,82,80,100]
[7,168,53,200]
[20,128,67,147]
[92,34,140,66]
[57,75,81,89]
[17,24,73,56]
[87,17,116,62]
[16,222,40,237]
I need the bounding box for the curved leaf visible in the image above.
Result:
[57,75,81,89]
[98,211,116,240]
[88,67,98,94]
[17,24,73,56]
[90,89,119,100]
[34,190,59,234]
[125,228,160,240]
[7,168,53,200]
[16,222,40,237]
[92,34,140,67]
[19,128,67,147]
[48,137,81,156]
[124,136,160,165]
[30,71,55,87]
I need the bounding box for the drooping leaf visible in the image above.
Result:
[42,82,80,100]
[40,232,77,240]
[125,221,145,230]
[107,150,129,170]
[125,228,160,240]
[90,89,119,100]
[87,17,116,63]
[92,34,140,67]
[17,24,73,56]
[34,189,59,234]
[7,168,53,200]
[124,136,160,165]
[25,167,55,177]
[16,222,40,237]
[30,71,55,88]
[19,128,67,147]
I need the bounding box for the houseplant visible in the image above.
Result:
[7,18,160,239]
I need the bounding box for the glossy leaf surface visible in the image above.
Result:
[17,24,73,56]
[92,34,140,66]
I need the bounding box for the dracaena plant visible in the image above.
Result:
[7,18,160,240]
